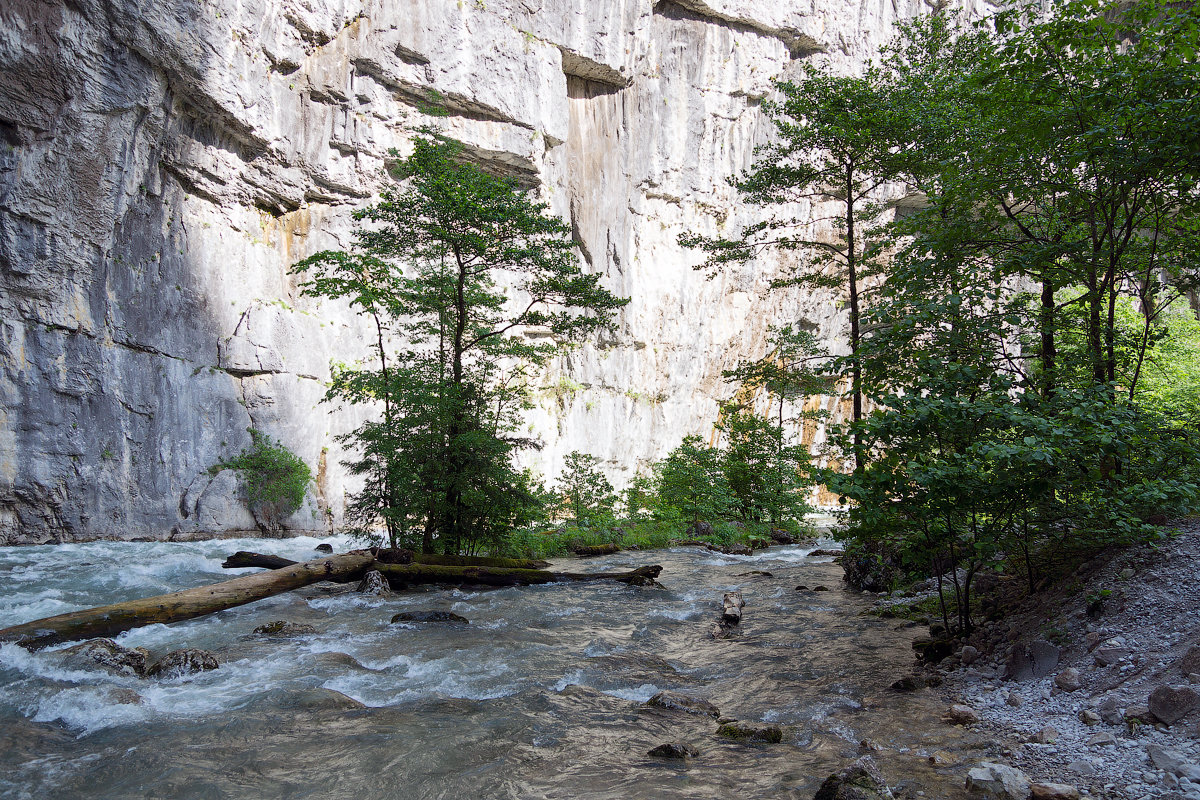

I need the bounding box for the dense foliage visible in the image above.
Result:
[684,0,1200,633]
[212,429,312,522]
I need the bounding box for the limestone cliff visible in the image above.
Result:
[0,0,981,543]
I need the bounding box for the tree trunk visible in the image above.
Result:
[222,549,551,572]
[375,563,662,589]
[0,551,377,649]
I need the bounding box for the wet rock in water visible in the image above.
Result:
[253,620,318,637]
[1030,784,1080,800]
[147,648,219,678]
[391,611,470,625]
[1054,668,1082,692]
[356,569,391,596]
[809,548,845,558]
[813,756,895,800]
[647,742,697,759]
[722,592,745,625]
[106,687,144,705]
[965,762,1032,800]
[716,722,783,743]
[58,638,149,678]
[1005,639,1060,681]
[645,691,720,718]
[890,675,924,693]
[768,529,795,545]
[813,585,830,592]
[945,704,979,725]
[912,638,955,665]
[1030,725,1057,744]
[1181,646,1200,677]
[736,570,773,577]
[796,585,810,591]
[314,543,334,554]
[710,623,736,640]
[1148,685,1200,725]
[961,645,980,666]
[714,543,753,556]
[1078,709,1101,726]
[928,751,956,767]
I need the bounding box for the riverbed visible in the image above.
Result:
[0,536,989,799]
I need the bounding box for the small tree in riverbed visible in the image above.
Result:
[294,131,627,553]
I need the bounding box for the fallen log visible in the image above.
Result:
[0,552,376,650]
[573,543,620,557]
[221,549,551,572]
[375,563,662,589]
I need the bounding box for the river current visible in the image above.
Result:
[0,536,985,799]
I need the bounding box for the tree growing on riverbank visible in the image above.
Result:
[823,0,1200,632]
[294,131,626,554]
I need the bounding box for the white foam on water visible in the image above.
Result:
[598,683,659,702]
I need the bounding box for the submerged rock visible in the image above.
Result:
[645,691,720,718]
[813,756,895,800]
[147,648,219,678]
[647,742,698,759]
[716,722,783,743]
[391,611,469,625]
[965,762,1032,800]
[58,638,149,678]
[253,620,318,637]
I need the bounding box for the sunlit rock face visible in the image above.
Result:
[0,0,986,543]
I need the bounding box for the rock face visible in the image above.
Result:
[0,0,982,543]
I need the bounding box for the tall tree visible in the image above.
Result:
[681,64,899,470]
[295,131,627,553]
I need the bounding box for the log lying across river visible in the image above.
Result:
[0,550,662,649]
[0,551,377,649]
[221,549,551,572]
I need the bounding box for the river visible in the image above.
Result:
[0,536,987,799]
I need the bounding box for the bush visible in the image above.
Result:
[213,429,311,516]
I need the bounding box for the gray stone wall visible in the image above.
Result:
[0,0,984,543]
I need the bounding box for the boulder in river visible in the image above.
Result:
[1148,685,1200,725]
[645,691,720,718]
[314,543,334,554]
[356,569,391,596]
[647,742,698,759]
[813,756,895,800]
[889,675,924,693]
[716,722,783,743]
[58,638,149,678]
[147,648,219,678]
[965,762,1032,800]
[391,611,470,625]
[252,620,318,637]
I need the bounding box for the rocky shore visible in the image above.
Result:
[899,519,1200,799]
